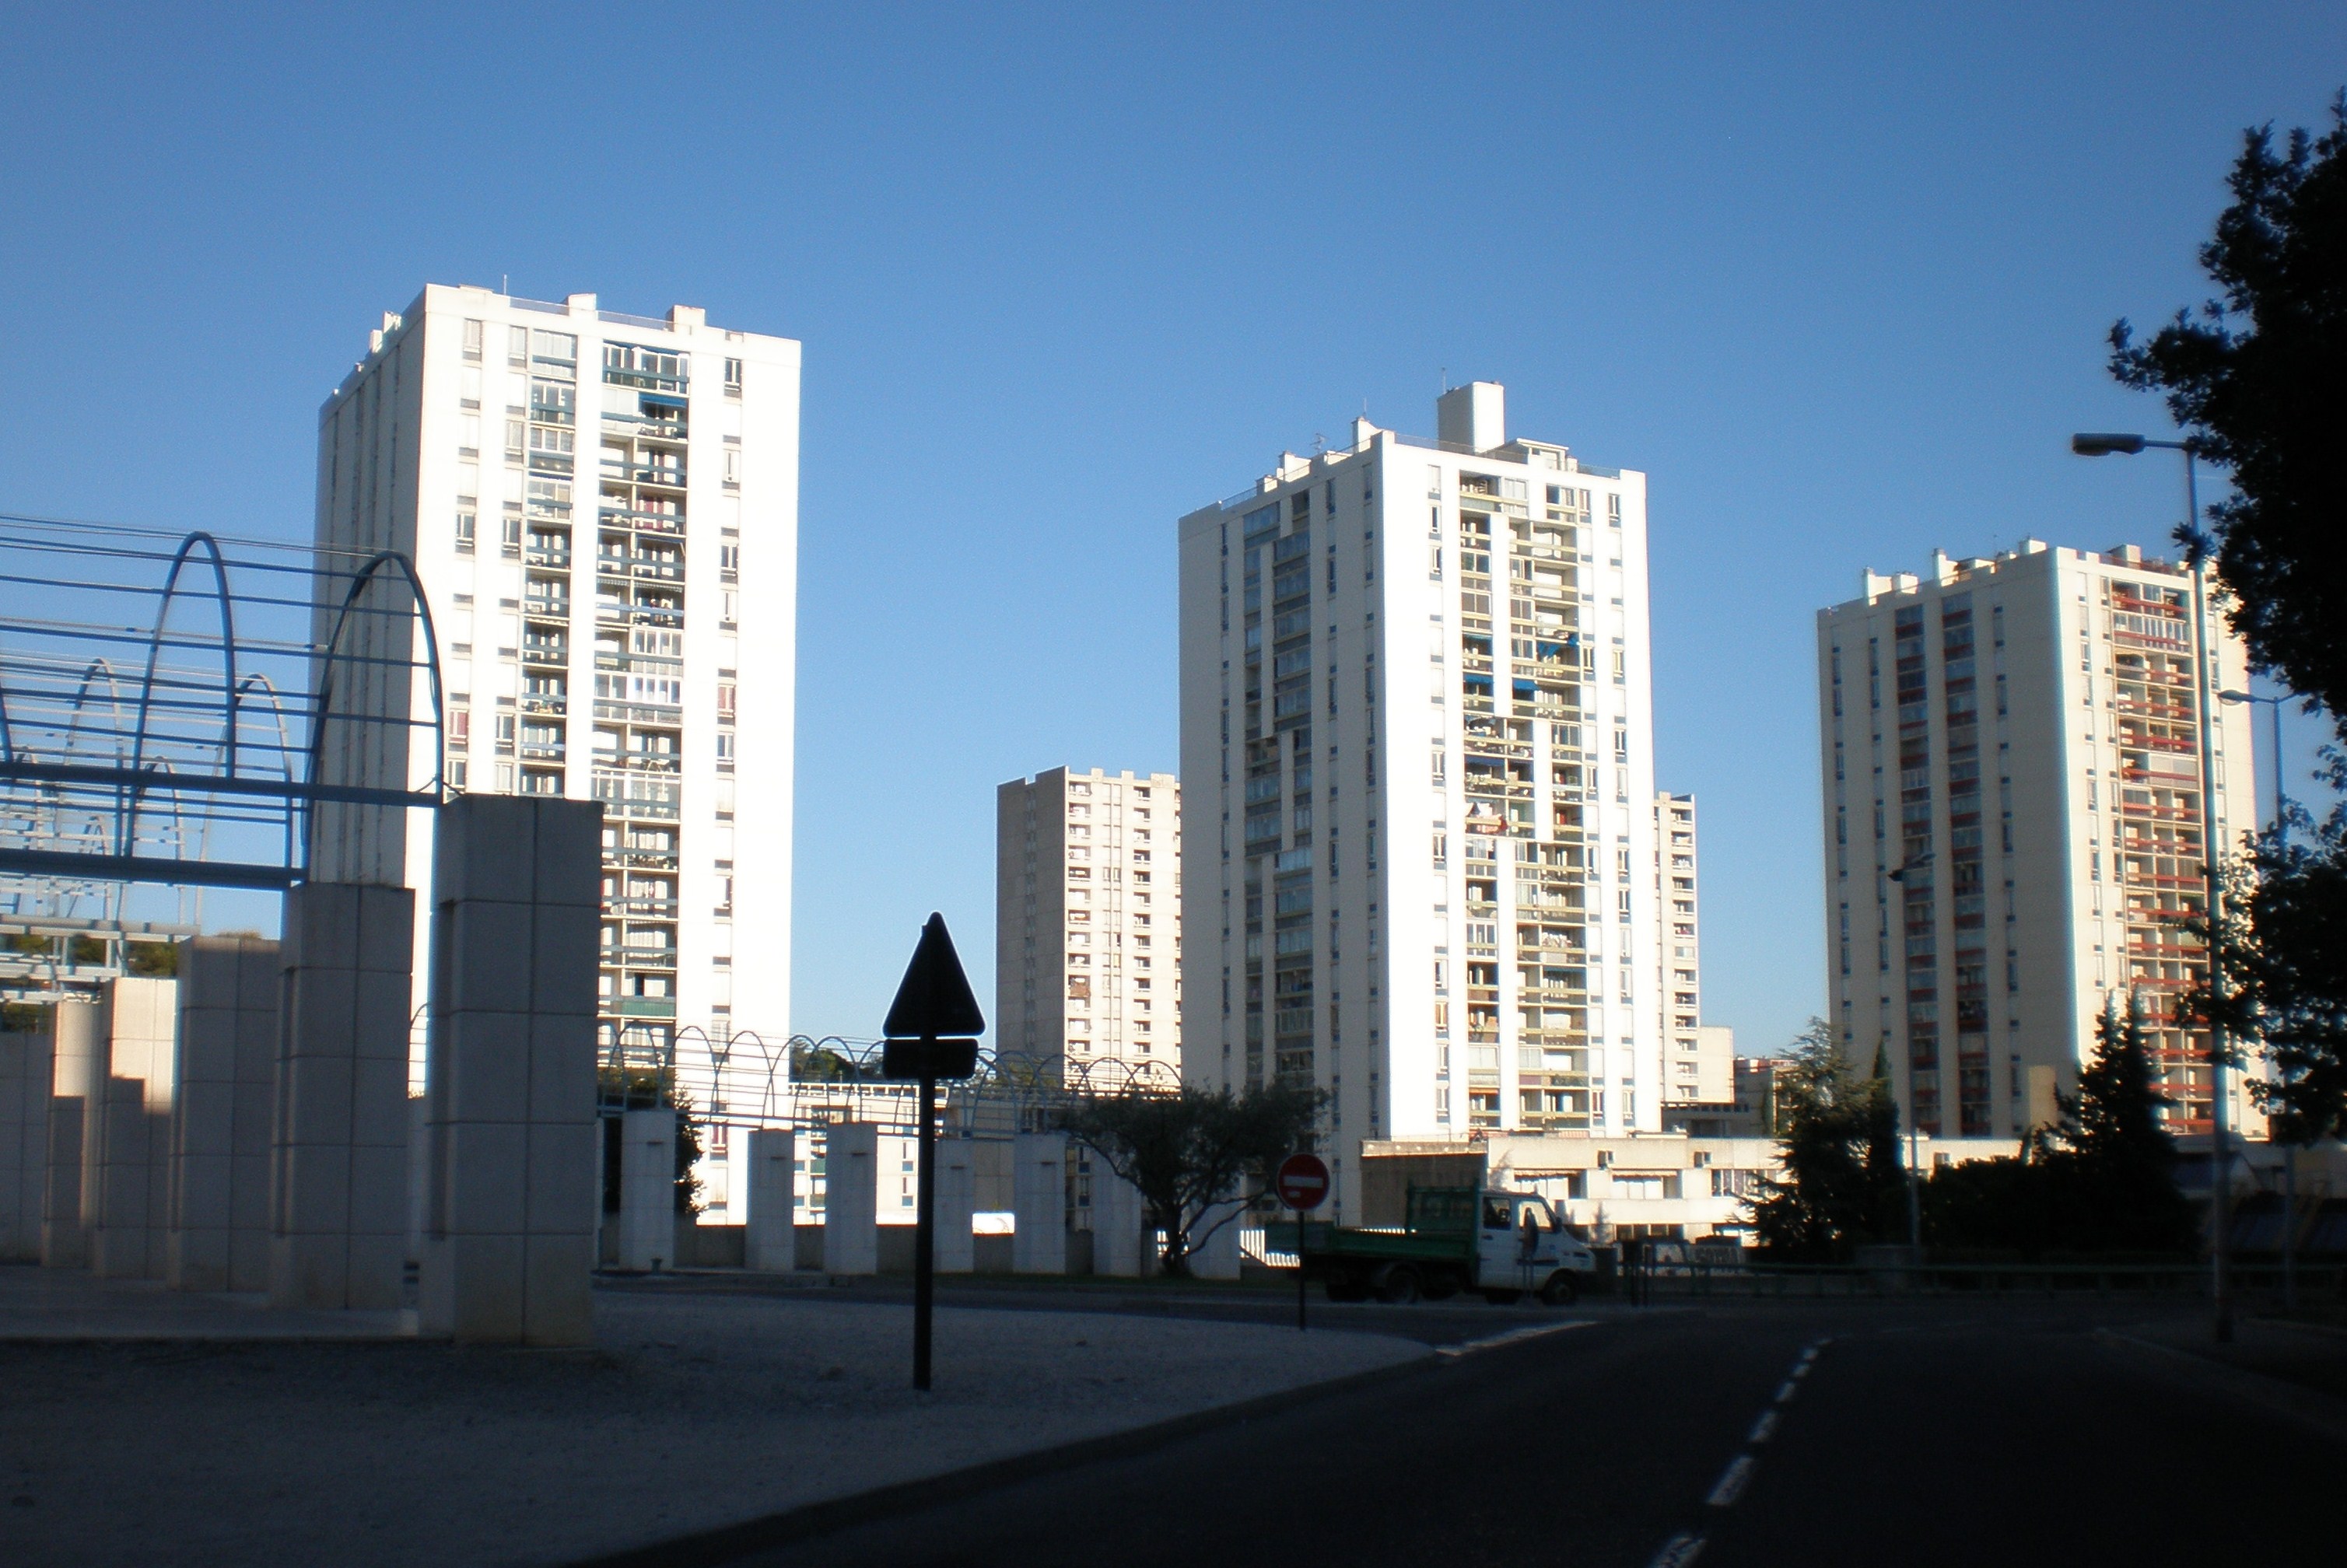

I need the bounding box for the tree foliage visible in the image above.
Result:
[2191,829,2347,1143]
[1748,1020,1905,1261]
[2109,92,2347,720]
[1921,999,2195,1257]
[1060,1082,1322,1276]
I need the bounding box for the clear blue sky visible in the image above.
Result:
[3,3,2339,1054]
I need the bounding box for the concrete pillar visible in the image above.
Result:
[168,936,279,1291]
[419,796,602,1345]
[1188,1199,1245,1280]
[1090,1160,1147,1279]
[0,1019,53,1262]
[87,977,178,1280]
[406,1095,427,1266]
[821,1122,877,1276]
[744,1127,795,1272]
[1011,1132,1067,1276]
[41,999,100,1268]
[269,882,413,1311]
[934,1136,976,1274]
[617,1108,675,1272]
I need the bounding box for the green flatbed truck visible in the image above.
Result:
[1299,1185,1597,1305]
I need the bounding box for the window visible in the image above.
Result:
[458,415,481,457]
[723,358,744,395]
[454,502,477,553]
[462,318,484,359]
[507,325,528,366]
[504,420,525,461]
[723,449,741,487]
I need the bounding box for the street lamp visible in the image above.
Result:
[2072,430,2233,1342]
[1884,850,1933,1251]
[2222,686,2296,1309]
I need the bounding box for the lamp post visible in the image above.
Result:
[2222,685,2294,1309]
[2072,431,2233,1342]
[1886,850,1933,1250]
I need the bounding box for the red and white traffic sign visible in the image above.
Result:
[1274,1152,1330,1213]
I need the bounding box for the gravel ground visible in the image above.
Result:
[0,1285,1427,1567]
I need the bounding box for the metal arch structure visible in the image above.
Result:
[629,1023,1182,1139]
[0,513,449,905]
[300,547,450,873]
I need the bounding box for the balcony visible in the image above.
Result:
[611,996,678,1020]
[601,946,678,971]
[522,597,571,621]
[524,547,572,570]
[520,640,569,667]
[598,506,683,534]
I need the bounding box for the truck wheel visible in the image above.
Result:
[1540,1272,1580,1306]
[1481,1288,1523,1306]
[1373,1264,1421,1304]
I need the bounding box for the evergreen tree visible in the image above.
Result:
[1861,1041,1911,1244]
[1750,1020,1883,1260]
[2046,996,2195,1253]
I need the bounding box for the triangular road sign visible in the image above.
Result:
[883,912,986,1041]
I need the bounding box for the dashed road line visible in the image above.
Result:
[1704,1454,1756,1508]
[1647,1338,1832,1563]
[1431,1319,1593,1358]
[1647,1530,1707,1567]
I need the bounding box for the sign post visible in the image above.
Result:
[879,912,984,1391]
[1275,1151,1329,1332]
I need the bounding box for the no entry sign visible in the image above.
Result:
[1275,1152,1330,1213]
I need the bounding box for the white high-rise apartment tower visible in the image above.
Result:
[310,285,799,1214]
[1816,541,2257,1140]
[1179,384,1676,1219]
[1653,793,1728,1107]
[994,768,1181,1080]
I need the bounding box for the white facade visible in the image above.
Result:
[1179,384,1674,1220]
[995,768,1181,1080]
[310,285,800,1216]
[1817,541,2258,1142]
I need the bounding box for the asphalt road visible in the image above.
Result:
[664,1295,2343,1568]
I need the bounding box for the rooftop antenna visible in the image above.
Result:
[1441,366,1449,391]
[501,273,510,295]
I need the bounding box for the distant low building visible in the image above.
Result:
[1662,1052,1777,1139]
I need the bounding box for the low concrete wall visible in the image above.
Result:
[671,1223,743,1269]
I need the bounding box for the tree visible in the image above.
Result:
[1749,1019,1891,1261]
[1060,1081,1322,1276]
[2109,91,2347,719]
[2192,832,2347,1144]
[1921,998,2194,1257]
[1860,1041,1909,1242]
[2048,997,2195,1254]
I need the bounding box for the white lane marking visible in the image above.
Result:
[1647,1531,1707,1567]
[1799,1346,1819,1364]
[1774,1379,1798,1403]
[1705,1454,1756,1508]
[1432,1319,1593,1358]
[1747,1408,1780,1445]
[1790,1361,1811,1380]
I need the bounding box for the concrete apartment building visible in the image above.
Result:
[310,285,799,1216]
[1816,541,2258,1142]
[994,768,1182,1079]
[1652,793,1729,1108]
[1179,383,1687,1220]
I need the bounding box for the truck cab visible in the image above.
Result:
[1473,1190,1596,1304]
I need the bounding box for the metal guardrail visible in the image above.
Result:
[1620,1258,2347,1299]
